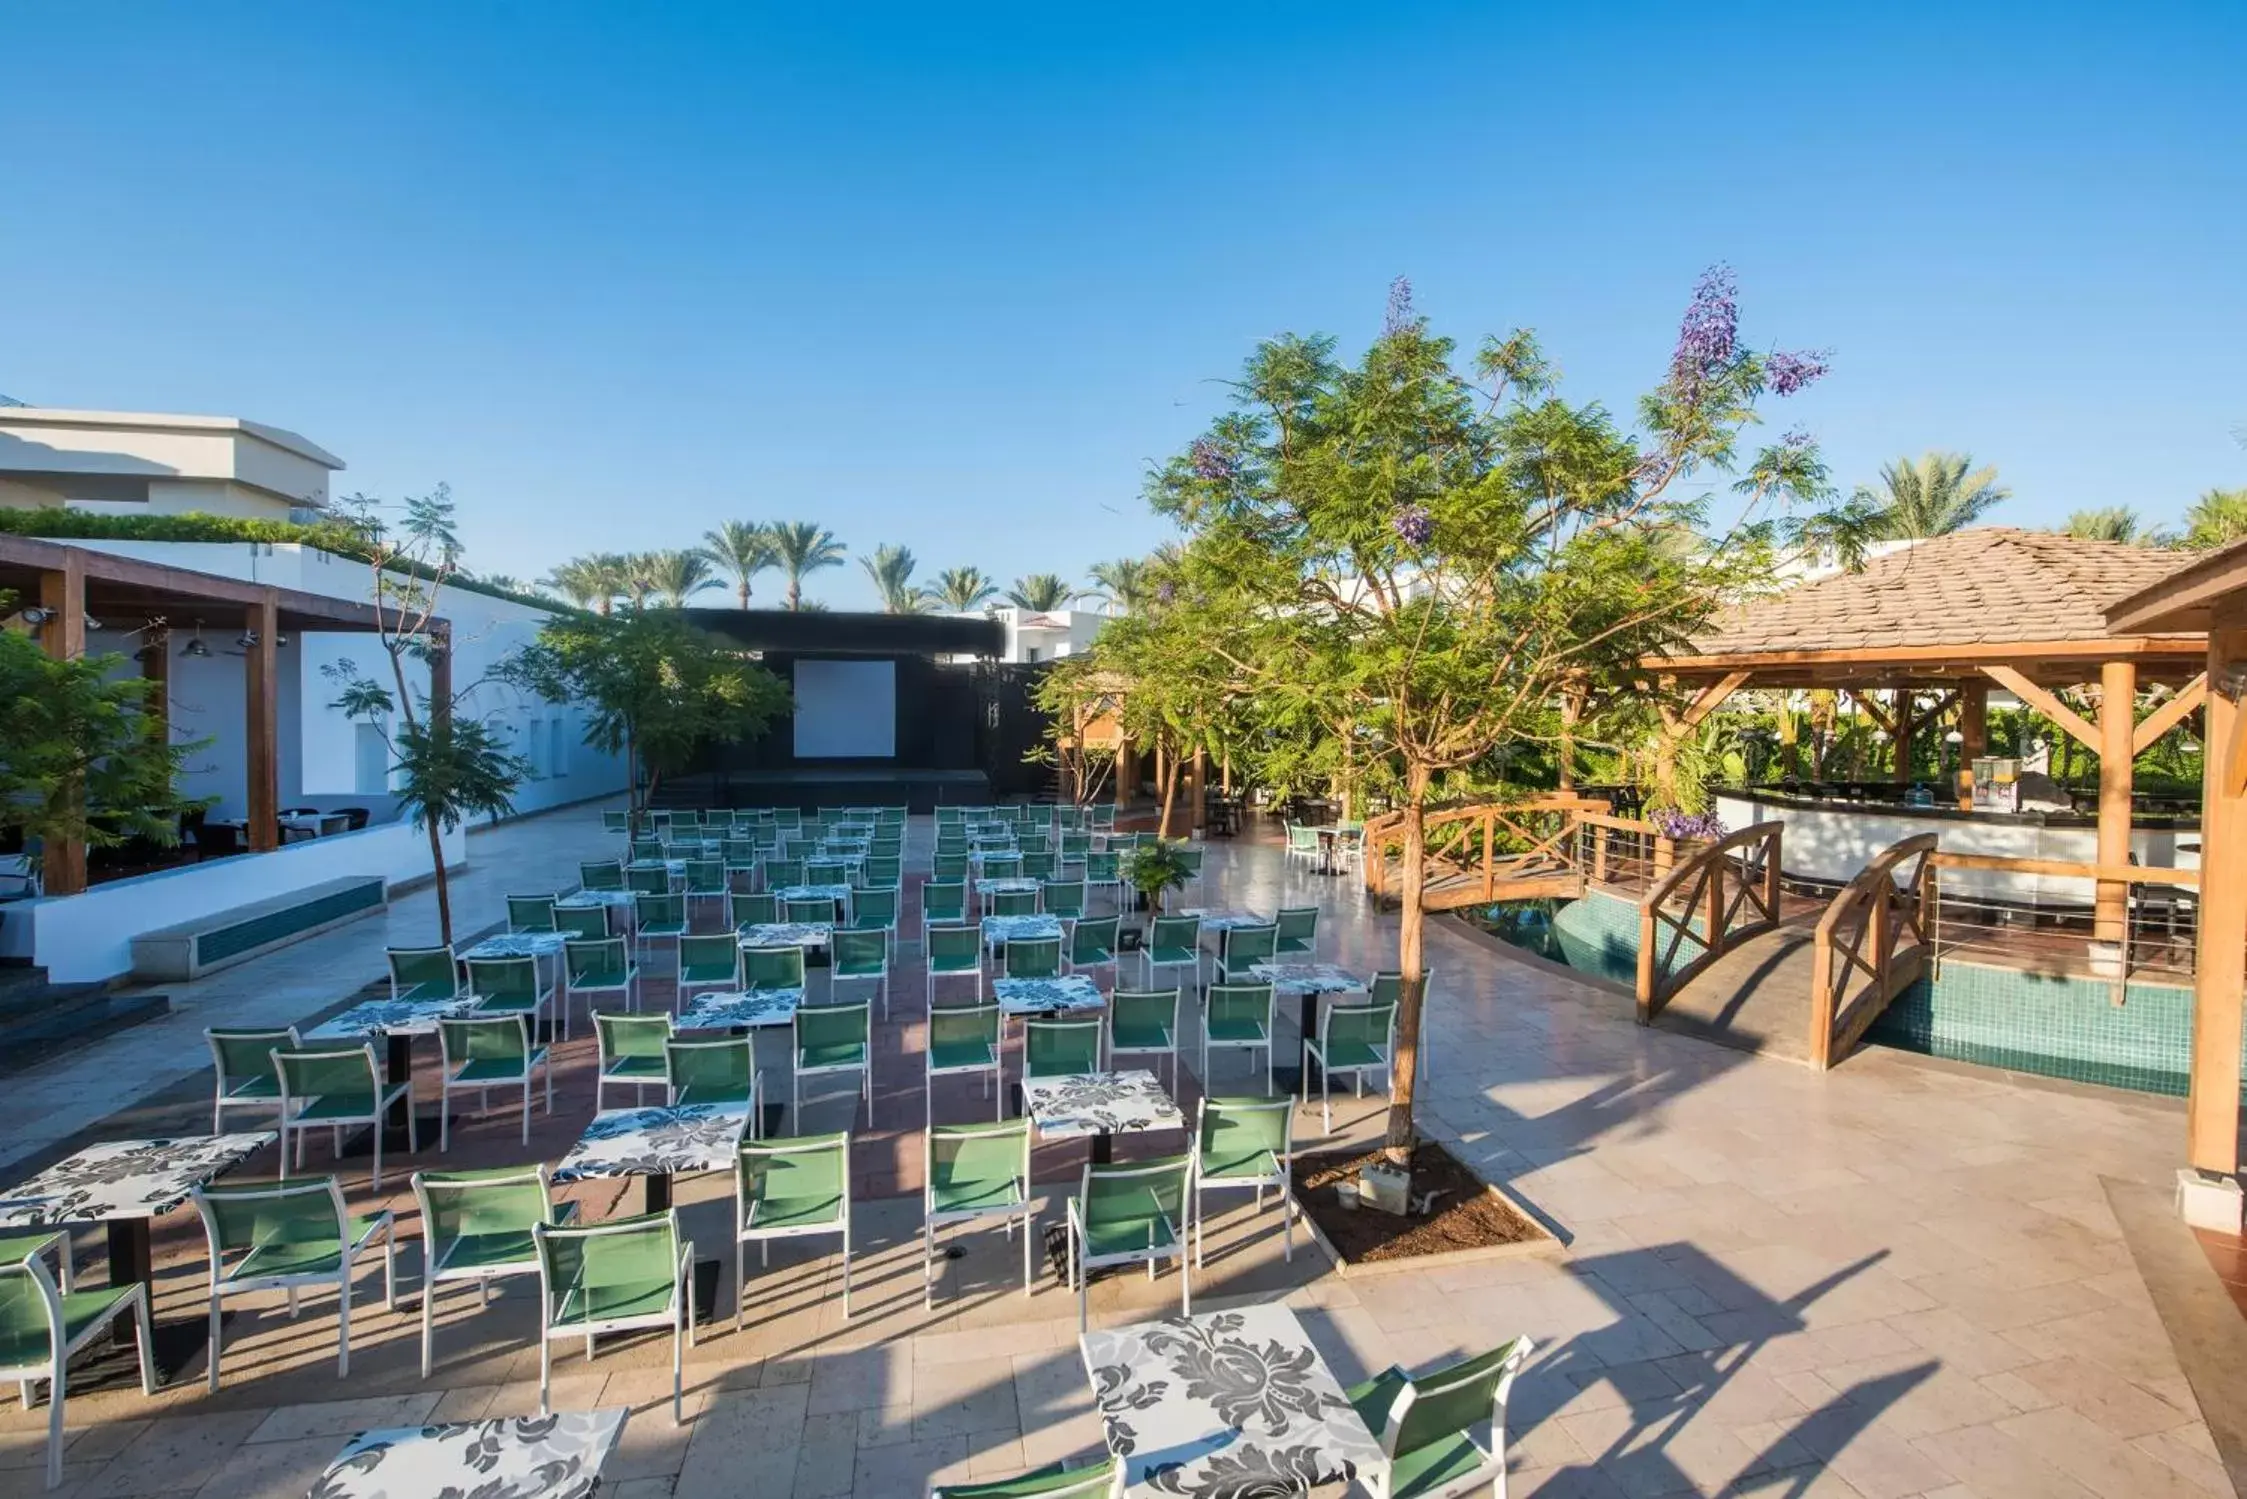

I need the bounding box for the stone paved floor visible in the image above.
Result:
[0,805,2238,1497]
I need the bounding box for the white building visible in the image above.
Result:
[953,606,1109,663]
[0,406,341,519]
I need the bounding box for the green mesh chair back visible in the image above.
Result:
[635,893,687,933]
[742,944,807,991]
[989,888,1038,918]
[795,1003,870,1063]
[506,895,557,933]
[731,892,779,927]
[981,854,1023,879]
[926,1119,1028,1216]
[1085,851,1120,884]
[764,857,806,889]
[208,1026,296,1099]
[1089,805,1116,830]
[1286,823,1319,856]
[1175,845,1204,876]
[1079,1155,1189,1253]
[1198,1095,1292,1181]
[466,956,540,1006]
[831,928,887,978]
[927,924,982,977]
[1059,832,1091,858]
[439,1014,532,1070]
[927,1005,1000,1069]
[666,1037,755,1105]
[1374,1339,1533,1481]
[556,905,609,942]
[933,852,969,882]
[195,1177,348,1264]
[687,859,728,896]
[780,896,832,924]
[852,887,899,930]
[670,810,703,831]
[804,859,848,885]
[783,837,818,861]
[1019,851,1057,880]
[275,1045,382,1111]
[879,806,906,828]
[598,1013,672,1067]
[603,810,632,833]
[1042,880,1086,919]
[923,881,968,924]
[738,1133,847,1224]
[1068,915,1119,968]
[1205,983,1273,1039]
[1222,923,1278,971]
[678,933,741,987]
[415,1166,560,1275]
[629,838,664,862]
[1147,915,1201,962]
[772,808,802,829]
[1369,970,1405,1006]
[723,837,761,866]
[579,860,624,891]
[535,1212,681,1327]
[1108,989,1177,1051]
[864,856,902,887]
[627,865,671,896]
[936,806,964,827]
[1024,1018,1100,1078]
[1017,832,1050,856]
[1324,999,1398,1063]
[1274,906,1320,954]
[388,945,457,1001]
[1005,936,1063,981]
[567,936,632,988]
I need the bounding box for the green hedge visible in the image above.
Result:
[0,508,571,613]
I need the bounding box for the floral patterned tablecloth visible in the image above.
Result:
[993,975,1107,1016]
[309,1408,628,1499]
[0,1134,276,1227]
[982,914,1064,948]
[462,932,570,960]
[975,877,1044,897]
[1020,1069,1182,1139]
[555,889,635,909]
[307,995,478,1040]
[737,922,834,950]
[1180,909,1272,934]
[1247,963,1367,996]
[678,989,804,1030]
[551,1104,752,1184]
[1079,1305,1383,1498]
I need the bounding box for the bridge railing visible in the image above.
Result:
[1923,850,2200,1001]
[1361,794,1619,905]
[1635,821,1785,1023]
[1809,833,1936,1069]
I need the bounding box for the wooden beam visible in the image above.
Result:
[1651,636,2207,673]
[2095,660,2137,942]
[1893,688,1914,784]
[0,533,400,631]
[2132,673,2207,757]
[37,558,88,896]
[2188,628,2247,1177]
[1673,670,1751,737]
[1957,682,1988,811]
[1850,690,1896,737]
[245,594,280,854]
[1980,664,2103,754]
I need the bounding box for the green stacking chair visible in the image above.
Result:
[533,1212,693,1424]
[436,1014,552,1150]
[731,891,779,929]
[736,1133,852,1324]
[922,1118,1032,1307]
[579,859,624,891]
[926,1002,1001,1125]
[556,903,609,942]
[410,1164,575,1377]
[677,933,743,1007]
[1042,879,1087,922]
[1005,935,1063,982]
[1107,988,1179,1090]
[634,893,689,974]
[1345,1338,1536,1499]
[507,895,558,933]
[274,1044,414,1191]
[686,859,730,926]
[1141,914,1202,993]
[922,880,968,946]
[1024,1017,1101,1080]
[387,944,457,1003]
[627,864,672,897]
[1066,1155,1190,1332]
[1216,921,1278,983]
[784,895,839,924]
[1304,997,1397,1132]
[596,1012,673,1108]
[466,954,556,1039]
[602,809,632,834]
[926,924,984,1008]
[742,942,808,994]
[851,885,901,943]
[1066,915,1120,986]
[1084,850,1123,911]
[1202,983,1275,1096]
[665,1035,758,1116]
[792,1002,871,1132]
[206,1025,299,1133]
[988,887,1038,918]
[934,851,969,883]
[0,1247,154,1487]
[831,928,891,1019]
[567,935,639,1016]
[1274,905,1321,959]
[1193,1095,1296,1266]
[191,1176,397,1390]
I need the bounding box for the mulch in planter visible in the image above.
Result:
[1292,1141,1545,1263]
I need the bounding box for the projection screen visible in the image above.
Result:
[791,659,897,758]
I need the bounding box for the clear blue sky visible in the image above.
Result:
[5,2,2242,607]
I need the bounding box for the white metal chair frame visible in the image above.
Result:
[533,1214,694,1425]
[409,1165,574,1378]
[190,1176,397,1391]
[921,1121,1034,1309]
[0,1254,153,1489]
[436,1014,554,1150]
[1191,1096,1296,1268]
[1359,1337,1536,1499]
[735,1136,853,1326]
[1200,983,1276,1097]
[1302,997,1397,1133]
[791,1003,873,1134]
[1065,1157,1193,1333]
[274,1042,416,1192]
[205,1024,300,1134]
[924,1002,1003,1125]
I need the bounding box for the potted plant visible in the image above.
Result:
[1120,839,1194,933]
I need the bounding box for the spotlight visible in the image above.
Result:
[180,621,212,659]
[236,631,260,650]
[18,606,52,626]
[83,616,103,632]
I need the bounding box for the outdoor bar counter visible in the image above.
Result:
[1714,786,2199,906]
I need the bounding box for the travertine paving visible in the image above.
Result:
[1,803,2235,1497]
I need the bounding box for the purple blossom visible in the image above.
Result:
[1768,348,1830,397]
[1651,807,1727,842]
[1188,437,1236,485]
[1670,263,1739,387]
[1393,504,1433,547]
[1157,580,1177,604]
[1779,426,1813,452]
[1384,275,1416,335]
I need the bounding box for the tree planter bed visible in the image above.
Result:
[1290,1141,1562,1276]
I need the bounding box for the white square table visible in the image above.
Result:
[775,883,856,923]
[678,988,803,1031]
[1079,1304,1384,1497]
[993,974,1108,1017]
[1021,1068,1183,1160]
[737,921,833,952]
[312,1408,628,1499]
[1249,962,1369,1091]
[552,1102,753,1215]
[982,913,1064,954]
[307,994,481,1144]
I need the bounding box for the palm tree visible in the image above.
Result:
[1005,573,1073,611]
[1081,557,1151,614]
[583,553,634,614]
[767,522,846,611]
[640,549,720,607]
[543,558,610,610]
[702,520,775,608]
[859,544,929,613]
[2061,507,2160,545]
[2183,488,2247,551]
[930,566,999,611]
[619,553,664,611]
[1855,452,2010,539]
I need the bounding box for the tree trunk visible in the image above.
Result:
[1157,746,1181,840]
[738,581,750,609]
[787,578,801,611]
[1383,764,1432,1169]
[426,819,454,946]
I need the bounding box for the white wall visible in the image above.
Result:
[13,818,465,984]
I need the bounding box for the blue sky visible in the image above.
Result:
[4,2,2242,608]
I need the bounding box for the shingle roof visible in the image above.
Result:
[1684,529,2193,659]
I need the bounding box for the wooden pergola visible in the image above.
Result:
[0,534,448,895]
[2107,538,2247,1226]
[1643,529,2206,942]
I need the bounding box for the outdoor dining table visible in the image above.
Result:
[0,1133,274,1378]
[1249,962,1368,1091]
[312,1407,628,1499]
[462,930,570,1015]
[774,883,855,923]
[678,988,803,1127]
[1020,1067,1182,1165]
[982,912,1064,954]
[306,993,481,1144]
[1079,1303,1384,1498]
[737,920,833,952]
[552,1102,751,1324]
[1299,823,1346,875]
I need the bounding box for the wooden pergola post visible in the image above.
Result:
[37,554,88,896]
[1114,734,1136,809]
[1188,747,1207,837]
[1956,681,1988,811]
[245,592,280,853]
[2188,626,2247,1191]
[2095,659,2137,943]
[1777,691,1799,779]
[1893,689,1913,783]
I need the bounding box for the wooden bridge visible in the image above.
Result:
[1366,797,2200,1069]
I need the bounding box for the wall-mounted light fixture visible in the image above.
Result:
[17,606,53,627]
[180,621,213,659]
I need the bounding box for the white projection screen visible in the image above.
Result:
[792,659,897,759]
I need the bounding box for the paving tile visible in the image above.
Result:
[245,1394,442,1443]
[185,1436,339,1499]
[80,1412,271,1498]
[2010,1356,2192,1439]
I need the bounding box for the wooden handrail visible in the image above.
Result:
[1360,794,1616,904]
[1926,851,2198,887]
[1809,833,1936,1069]
[1634,821,1785,1023]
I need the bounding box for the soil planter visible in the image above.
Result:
[1290,1141,1562,1277]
